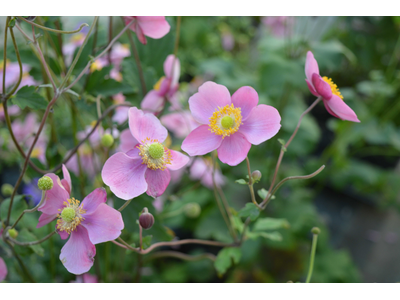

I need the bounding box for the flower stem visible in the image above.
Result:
[245,157,260,208]
[6,230,57,246]
[2,16,10,95]
[118,198,134,212]
[10,191,45,229]
[17,17,89,35]
[306,228,320,283]
[146,251,216,262]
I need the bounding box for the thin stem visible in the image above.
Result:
[7,231,57,246]
[6,27,23,98]
[245,157,259,207]
[240,217,252,244]
[2,16,10,95]
[17,17,88,34]
[126,28,146,97]
[118,198,133,212]
[306,230,319,283]
[11,191,45,229]
[14,23,33,42]
[107,16,113,65]
[146,251,216,262]
[139,224,143,250]
[3,240,35,282]
[82,18,99,92]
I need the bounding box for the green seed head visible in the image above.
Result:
[311,227,321,235]
[184,203,201,218]
[8,228,18,239]
[148,143,164,159]
[38,176,53,191]
[221,116,234,129]
[101,133,114,148]
[1,183,14,196]
[61,207,76,223]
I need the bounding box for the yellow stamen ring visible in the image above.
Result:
[56,198,86,235]
[138,138,172,171]
[209,104,242,138]
[322,76,343,100]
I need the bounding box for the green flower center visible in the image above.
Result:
[148,143,164,159]
[61,207,76,223]
[221,116,234,129]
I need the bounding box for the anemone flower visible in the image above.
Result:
[123,16,170,45]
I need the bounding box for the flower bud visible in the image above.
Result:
[184,203,201,219]
[8,228,18,239]
[37,176,53,191]
[25,16,37,21]
[311,227,320,235]
[101,134,114,148]
[251,170,262,182]
[1,183,14,196]
[139,208,154,230]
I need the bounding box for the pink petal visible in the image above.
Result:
[81,188,107,216]
[305,79,320,97]
[164,54,180,85]
[145,168,171,197]
[0,257,7,282]
[217,132,251,166]
[189,158,207,180]
[82,273,98,283]
[112,106,129,125]
[140,90,165,114]
[239,104,281,145]
[188,81,231,124]
[38,173,69,215]
[60,226,96,275]
[324,95,360,122]
[101,152,148,200]
[58,229,69,240]
[181,125,222,156]
[312,73,332,100]
[167,150,190,171]
[231,86,259,120]
[135,21,147,44]
[120,128,139,153]
[61,164,72,195]
[160,111,200,139]
[136,16,170,39]
[81,203,124,244]
[37,213,57,228]
[128,107,168,143]
[305,51,319,82]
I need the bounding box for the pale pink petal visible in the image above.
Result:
[136,16,170,39]
[81,203,124,244]
[145,168,170,197]
[83,273,98,283]
[239,104,281,145]
[60,226,96,275]
[158,77,171,96]
[164,54,180,85]
[38,174,69,215]
[0,257,7,282]
[37,213,57,228]
[231,86,259,120]
[305,79,319,97]
[181,125,222,156]
[58,230,69,240]
[135,21,147,44]
[167,150,190,171]
[312,73,332,100]
[189,81,231,124]
[112,106,129,124]
[170,168,186,184]
[120,128,139,153]
[140,90,165,114]
[190,158,207,180]
[81,188,107,216]
[102,152,148,200]
[217,132,251,166]
[161,111,200,139]
[305,51,319,82]
[324,95,360,122]
[129,107,168,142]
[61,164,72,195]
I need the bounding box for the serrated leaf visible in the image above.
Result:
[17,228,45,257]
[247,231,283,241]
[253,217,290,231]
[238,203,260,221]
[214,247,241,276]
[235,179,247,185]
[11,86,48,110]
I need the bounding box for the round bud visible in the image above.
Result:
[251,170,262,182]
[139,208,154,230]
[184,203,201,219]
[25,16,37,21]
[101,134,114,148]
[8,228,18,239]
[38,176,53,191]
[1,183,14,196]
[311,227,321,235]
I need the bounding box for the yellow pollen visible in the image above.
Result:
[31,147,41,158]
[153,76,165,91]
[56,198,86,235]
[322,76,343,100]
[90,60,103,72]
[209,104,242,138]
[138,138,172,171]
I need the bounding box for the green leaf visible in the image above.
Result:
[0,195,27,224]
[235,179,247,185]
[214,247,241,276]
[17,228,45,257]
[253,217,290,231]
[11,86,48,110]
[141,235,153,249]
[257,188,275,201]
[247,231,283,241]
[238,203,260,221]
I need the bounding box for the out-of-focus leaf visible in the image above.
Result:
[253,217,290,231]
[238,203,260,221]
[17,228,45,257]
[214,247,241,276]
[10,86,47,110]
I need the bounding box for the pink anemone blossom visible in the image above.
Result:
[181,82,281,166]
[160,110,200,139]
[190,157,225,189]
[0,61,37,93]
[305,51,360,122]
[112,93,130,125]
[124,16,170,45]
[102,107,190,199]
[37,166,124,275]
[0,257,7,282]
[141,54,180,114]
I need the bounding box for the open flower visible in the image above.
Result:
[124,16,170,45]
[0,257,7,282]
[161,110,200,139]
[305,51,360,122]
[141,55,180,114]
[37,166,124,275]
[102,107,189,199]
[181,82,281,166]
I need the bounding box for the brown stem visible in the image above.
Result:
[6,231,57,246]
[146,251,216,262]
[245,157,260,207]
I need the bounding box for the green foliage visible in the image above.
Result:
[214,247,242,276]
[238,203,260,221]
[10,86,48,110]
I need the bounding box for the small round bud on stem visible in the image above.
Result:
[251,170,262,182]
[139,207,154,230]
[101,134,114,148]
[184,203,201,218]
[8,228,18,239]
[311,227,320,235]
[1,183,14,196]
[38,176,53,191]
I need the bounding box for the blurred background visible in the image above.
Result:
[1,16,400,283]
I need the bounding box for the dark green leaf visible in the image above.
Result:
[11,86,48,110]
[253,217,290,231]
[17,228,45,257]
[238,203,260,221]
[247,231,283,241]
[214,247,241,276]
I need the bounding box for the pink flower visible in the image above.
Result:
[141,55,180,114]
[190,157,225,189]
[0,103,20,121]
[102,107,190,199]
[305,51,360,122]
[112,93,130,125]
[160,110,200,139]
[181,82,281,166]
[37,166,124,275]
[72,273,98,283]
[124,16,170,45]
[0,61,36,93]
[0,257,7,282]
[262,16,294,37]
